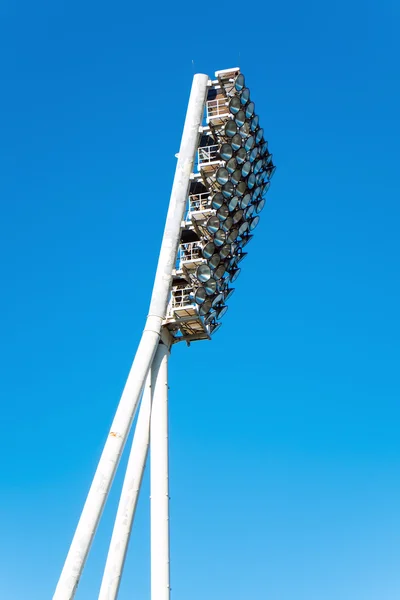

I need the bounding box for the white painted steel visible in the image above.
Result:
[53,73,209,600]
[98,371,152,600]
[150,340,171,600]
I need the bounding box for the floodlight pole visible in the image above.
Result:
[53,73,209,600]
[98,371,152,600]
[150,334,171,600]
[98,327,173,600]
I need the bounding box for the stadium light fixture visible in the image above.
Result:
[53,67,276,600]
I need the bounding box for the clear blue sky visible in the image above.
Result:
[0,1,399,599]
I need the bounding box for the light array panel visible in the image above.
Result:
[164,68,276,343]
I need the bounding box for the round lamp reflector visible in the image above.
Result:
[204,278,217,295]
[222,181,234,198]
[226,157,237,174]
[250,115,259,132]
[232,209,244,224]
[221,216,233,232]
[230,268,241,283]
[231,134,242,151]
[244,136,255,152]
[240,87,250,104]
[227,228,238,243]
[247,173,256,189]
[212,192,224,210]
[241,160,251,178]
[249,215,260,231]
[238,221,249,236]
[206,215,220,234]
[208,253,221,270]
[199,299,212,316]
[202,241,215,259]
[239,122,251,139]
[235,73,245,91]
[235,181,247,196]
[235,110,246,128]
[228,195,239,212]
[216,167,229,185]
[213,229,226,247]
[217,204,229,221]
[219,244,231,260]
[235,147,247,164]
[224,120,237,138]
[217,305,228,320]
[240,193,252,208]
[197,264,212,282]
[194,287,207,305]
[245,101,255,119]
[220,143,233,161]
[214,263,226,280]
[255,127,264,144]
[229,96,241,114]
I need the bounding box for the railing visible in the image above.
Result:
[188,192,211,213]
[206,98,229,121]
[170,284,193,309]
[179,241,203,263]
[198,144,219,165]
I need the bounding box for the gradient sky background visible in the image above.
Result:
[1,1,399,599]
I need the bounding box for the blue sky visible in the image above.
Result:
[0,1,399,599]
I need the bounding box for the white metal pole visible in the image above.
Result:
[53,73,209,600]
[98,328,173,600]
[150,335,171,600]
[98,371,152,600]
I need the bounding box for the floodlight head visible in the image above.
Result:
[206,216,220,234]
[194,287,207,305]
[235,73,245,91]
[221,216,233,232]
[226,228,238,243]
[235,181,247,196]
[197,264,212,282]
[212,193,224,210]
[256,198,266,213]
[226,157,237,173]
[225,120,237,138]
[216,167,229,185]
[240,193,252,208]
[219,244,231,259]
[199,299,212,316]
[214,263,226,280]
[212,292,225,307]
[222,182,234,198]
[255,128,264,144]
[227,195,239,212]
[231,134,242,151]
[229,96,241,114]
[238,221,249,236]
[216,305,228,320]
[202,241,215,259]
[249,216,260,231]
[208,253,221,270]
[220,143,233,161]
[244,136,255,152]
[213,229,226,247]
[240,88,250,104]
[251,114,259,131]
[217,204,230,221]
[229,268,241,282]
[235,110,246,127]
[231,169,242,185]
[204,278,217,295]
[241,161,251,178]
